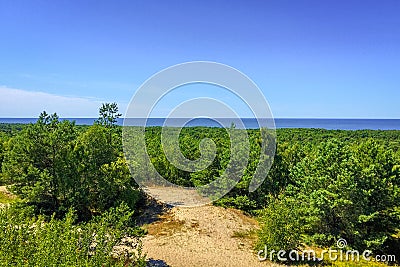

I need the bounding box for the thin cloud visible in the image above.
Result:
[0,86,114,118]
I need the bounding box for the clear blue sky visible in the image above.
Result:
[0,0,399,118]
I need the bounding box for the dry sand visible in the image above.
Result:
[142,203,283,267]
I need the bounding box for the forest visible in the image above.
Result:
[0,103,399,266]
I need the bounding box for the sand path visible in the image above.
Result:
[140,196,282,267]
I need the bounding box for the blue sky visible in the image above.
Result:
[0,0,399,118]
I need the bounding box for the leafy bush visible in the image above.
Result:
[2,111,141,219]
[0,203,146,266]
[256,197,304,255]
[214,195,257,212]
[258,139,400,261]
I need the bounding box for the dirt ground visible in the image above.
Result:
[141,202,283,267]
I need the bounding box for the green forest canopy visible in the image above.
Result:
[0,106,399,263]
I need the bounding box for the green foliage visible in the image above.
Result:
[73,124,137,215]
[214,195,257,212]
[144,126,274,204]
[0,123,25,135]
[0,203,146,266]
[144,126,232,187]
[2,108,140,219]
[2,111,400,263]
[0,131,8,184]
[96,102,122,128]
[256,197,304,255]
[0,106,148,266]
[0,185,19,204]
[140,126,400,259]
[258,138,400,261]
[0,191,15,204]
[330,261,388,267]
[2,112,78,210]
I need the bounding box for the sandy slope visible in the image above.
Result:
[142,203,282,267]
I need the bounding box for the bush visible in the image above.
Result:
[0,203,146,266]
[2,112,142,219]
[214,195,257,213]
[262,139,400,260]
[256,197,304,256]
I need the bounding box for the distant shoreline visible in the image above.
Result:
[1,118,399,130]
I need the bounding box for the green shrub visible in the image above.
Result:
[256,197,304,256]
[214,195,257,212]
[0,203,146,266]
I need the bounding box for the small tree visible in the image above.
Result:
[96,103,122,128]
[2,112,77,212]
[96,103,122,149]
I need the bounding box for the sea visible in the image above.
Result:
[0,118,399,130]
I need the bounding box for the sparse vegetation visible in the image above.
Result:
[0,190,16,204]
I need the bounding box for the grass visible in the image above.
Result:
[231,229,257,239]
[0,190,16,204]
[329,260,392,266]
[318,245,397,267]
[144,212,185,236]
[258,245,398,267]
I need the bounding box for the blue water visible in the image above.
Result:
[0,118,399,130]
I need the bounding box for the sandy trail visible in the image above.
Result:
[141,201,281,267]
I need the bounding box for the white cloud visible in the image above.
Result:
[0,86,119,118]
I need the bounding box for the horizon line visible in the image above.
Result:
[1,117,400,120]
